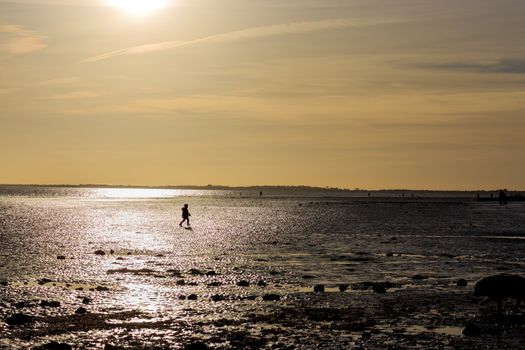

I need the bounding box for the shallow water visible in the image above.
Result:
[1,188,525,349]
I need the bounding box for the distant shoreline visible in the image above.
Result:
[0,184,520,193]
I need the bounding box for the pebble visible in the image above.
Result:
[237,280,250,287]
[75,307,88,314]
[263,294,280,301]
[94,250,106,256]
[185,342,209,350]
[257,280,267,287]
[5,313,33,326]
[314,285,325,293]
[56,256,66,260]
[187,294,198,300]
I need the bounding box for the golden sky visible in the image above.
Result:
[1,0,525,189]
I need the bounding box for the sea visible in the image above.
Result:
[1,186,524,349]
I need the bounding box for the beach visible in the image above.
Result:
[1,187,525,349]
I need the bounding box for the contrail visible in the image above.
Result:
[83,18,397,63]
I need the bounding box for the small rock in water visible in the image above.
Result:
[456,279,468,287]
[412,274,428,280]
[302,275,316,279]
[82,297,91,304]
[463,322,482,336]
[95,286,110,292]
[237,280,250,287]
[33,341,72,350]
[41,300,61,308]
[210,294,226,302]
[263,294,280,301]
[189,269,204,275]
[109,249,115,254]
[94,250,106,256]
[187,294,198,300]
[176,280,186,286]
[185,342,209,350]
[207,281,222,287]
[206,270,217,276]
[75,307,88,314]
[339,284,349,292]
[5,313,33,325]
[257,280,267,287]
[314,285,325,293]
[38,278,53,285]
[56,256,66,260]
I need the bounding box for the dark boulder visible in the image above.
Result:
[94,250,106,256]
[5,313,33,326]
[263,294,280,301]
[314,285,325,293]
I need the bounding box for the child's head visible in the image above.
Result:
[184,204,188,208]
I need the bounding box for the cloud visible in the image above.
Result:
[0,23,47,54]
[83,18,398,63]
[36,77,78,86]
[44,90,99,99]
[412,59,525,74]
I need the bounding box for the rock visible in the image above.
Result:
[95,286,110,292]
[14,301,29,309]
[263,294,280,301]
[75,307,88,314]
[185,342,209,350]
[314,285,325,293]
[269,270,280,275]
[56,256,66,260]
[33,341,72,350]
[339,284,349,292]
[372,285,387,294]
[385,252,394,257]
[109,249,115,254]
[189,269,204,275]
[463,322,482,336]
[41,300,60,308]
[94,250,106,256]
[302,275,316,279]
[210,294,226,302]
[178,295,187,300]
[237,280,250,287]
[0,281,7,286]
[176,280,186,286]
[82,297,91,304]
[206,270,217,276]
[207,282,222,287]
[362,331,372,339]
[38,278,53,285]
[257,280,267,287]
[412,274,428,280]
[456,279,468,287]
[104,345,126,350]
[5,313,33,325]
[187,294,198,300]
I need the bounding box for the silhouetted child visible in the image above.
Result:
[179,204,191,226]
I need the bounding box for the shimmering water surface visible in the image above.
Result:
[1,187,525,349]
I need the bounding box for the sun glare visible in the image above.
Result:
[109,0,170,16]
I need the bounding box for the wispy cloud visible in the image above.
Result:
[36,77,78,86]
[83,18,398,63]
[0,23,46,54]
[412,59,525,74]
[44,90,99,99]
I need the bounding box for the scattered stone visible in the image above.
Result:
[314,285,325,293]
[116,257,124,261]
[456,279,468,287]
[14,301,29,309]
[82,297,91,304]
[185,342,209,350]
[41,300,61,308]
[412,274,428,280]
[104,345,126,350]
[189,269,204,275]
[385,252,394,257]
[75,307,88,314]
[75,287,84,291]
[269,271,280,275]
[94,250,106,256]
[0,281,7,286]
[56,256,66,260]
[207,282,222,287]
[156,254,164,257]
[237,280,250,287]
[178,295,187,300]
[302,275,316,279]
[245,295,257,301]
[210,294,226,302]
[187,294,198,300]
[127,252,132,255]
[362,331,372,339]
[257,280,267,287]
[206,270,217,276]
[372,285,387,294]
[263,294,280,301]
[109,249,115,254]
[339,284,349,292]
[95,286,110,292]
[38,278,53,285]
[176,280,186,286]
[5,313,33,326]
[33,341,72,350]
[463,322,482,336]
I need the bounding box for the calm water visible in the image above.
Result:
[1,186,525,348]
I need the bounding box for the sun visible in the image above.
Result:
[109,0,170,16]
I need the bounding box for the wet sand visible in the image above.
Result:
[1,192,525,349]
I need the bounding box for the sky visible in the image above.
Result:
[1,0,525,189]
